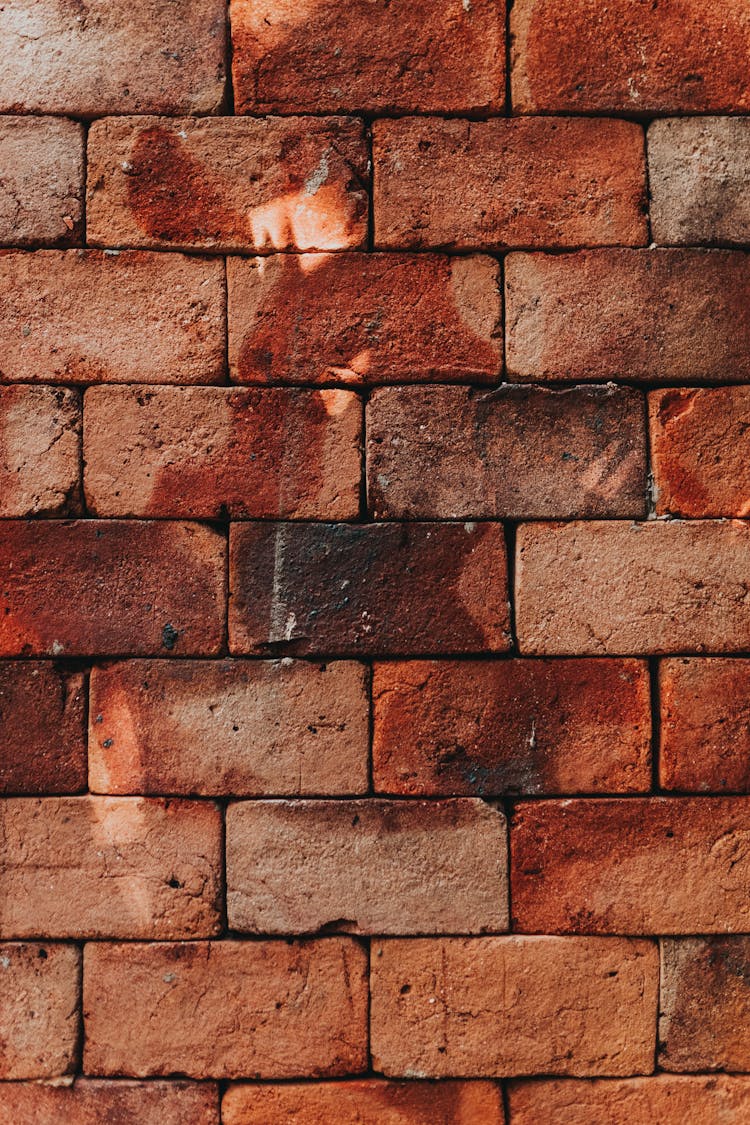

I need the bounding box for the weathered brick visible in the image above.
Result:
[0,663,86,795]
[226,799,507,934]
[511,0,750,113]
[0,1081,219,1125]
[508,1076,750,1124]
[367,385,646,519]
[660,659,750,793]
[505,250,750,383]
[0,943,79,1079]
[227,253,502,385]
[89,660,368,796]
[516,520,750,655]
[0,250,225,385]
[231,0,505,115]
[373,117,647,250]
[373,659,651,796]
[83,939,368,1078]
[229,522,510,656]
[0,520,225,657]
[0,387,80,517]
[0,0,226,116]
[0,117,83,247]
[371,937,657,1077]
[511,798,750,933]
[650,387,750,517]
[0,797,221,939]
[88,116,368,254]
[83,386,361,519]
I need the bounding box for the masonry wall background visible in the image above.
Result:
[2,1,750,1122]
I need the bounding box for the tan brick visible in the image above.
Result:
[0,797,221,939]
[226,799,507,935]
[0,663,86,795]
[371,937,657,1077]
[0,1081,219,1125]
[0,387,80,517]
[89,660,368,796]
[0,943,79,1079]
[0,117,83,246]
[83,940,368,1078]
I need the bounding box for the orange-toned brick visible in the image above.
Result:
[0,1081,219,1125]
[0,387,80,517]
[0,117,83,247]
[0,663,86,795]
[0,943,79,1079]
[508,1076,750,1124]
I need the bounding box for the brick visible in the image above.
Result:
[229,522,510,656]
[226,799,507,934]
[83,939,368,1078]
[0,117,83,247]
[231,0,505,115]
[505,250,750,384]
[373,117,647,251]
[0,796,221,939]
[367,385,646,519]
[0,943,79,1079]
[660,659,750,793]
[373,659,651,796]
[0,387,80,517]
[0,250,225,385]
[650,387,750,517]
[89,660,368,796]
[515,520,750,655]
[88,116,368,254]
[371,937,657,1077]
[0,663,86,795]
[511,797,750,934]
[0,0,226,116]
[227,253,502,385]
[222,1079,505,1124]
[0,520,225,657]
[0,1081,219,1125]
[511,0,750,113]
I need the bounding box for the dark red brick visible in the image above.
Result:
[0,662,86,794]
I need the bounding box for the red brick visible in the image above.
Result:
[0,0,226,116]
[226,799,507,935]
[0,1081,219,1125]
[229,522,510,656]
[0,117,83,246]
[511,798,750,934]
[89,660,368,796]
[0,387,80,517]
[373,659,651,796]
[83,939,368,1078]
[0,250,225,385]
[84,386,361,519]
[231,0,505,115]
[516,520,750,656]
[0,520,225,657]
[222,1080,505,1124]
[512,0,750,114]
[0,663,86,795]
[660,659,750,793]
[650,387,750,518]
[371,937,657,1077]
[505,250,750,384]
[227,253,502,385]
[0,943,79,1079]
[367,385,646,519]
[0,796,221,939]
[87,116,368,254]
[373,117,647,251]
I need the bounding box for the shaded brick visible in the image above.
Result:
[226,799,507,935]
[0,117,83,246]
[511,798,750,934]
[373,659,651,796]
[0,386,80,517]
[367,385,647,519]
[83,386,362,519]
[88,116,368,254]
[0,520,225,657]
[89,659,368,797]
[0,943,79,1079]
[0,1081,219,1125]
[227,253,502,385]
[83,939,368,1078]
[505,249,750,384]
[0,662,86,795]
[371,937,657,1077]
[508,1076,750,1124]
[229,522,510,656]
[0,797,221,939]
[373,117,647,250]
[516,520,750,655]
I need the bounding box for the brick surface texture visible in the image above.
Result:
[0,3,746,1120]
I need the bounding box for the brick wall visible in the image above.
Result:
[2,2,750,1122]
